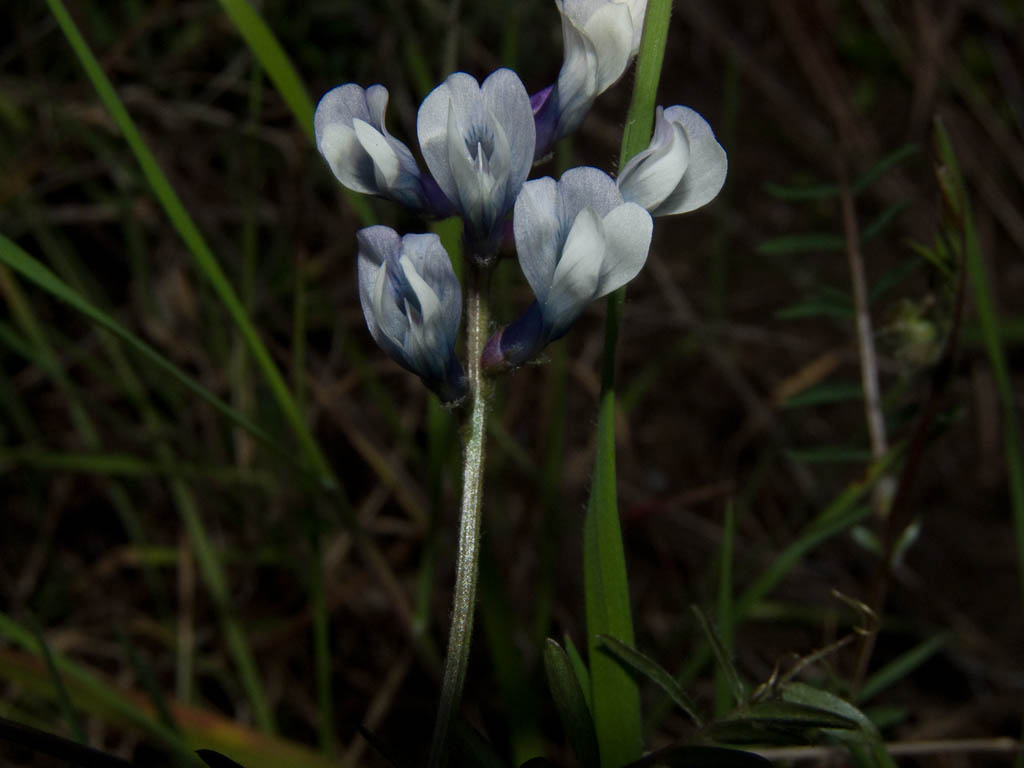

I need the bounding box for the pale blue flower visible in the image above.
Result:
[315,84,450,215]
[616,105,728,216]
[533,0,647,157]
[417,69,535,260]
[357,226,466,403]
[482,167,652,370]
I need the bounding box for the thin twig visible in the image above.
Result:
[755,737,1021,762]
[838,162,890,513]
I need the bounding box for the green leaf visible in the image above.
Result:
[543,640,600,768]
[213,0,373,226]
[215,0,314,141]
[786,446,874,464]
[763,181,840,202]
[933,118,1024,607]
[44,0,338,491]
[862,200,911,243]
[0,612,200,765]
[584,3,674,766]
[449,721,508,768]
[715,502,737,717]
[757,233,845,255]
[0,235,275,452]
[691,607,745,707]
[31,621,86,745]
[623,745,771,767]
[720,699,859,730]
[781,682,896,767]
[782,382,863,409]
[564,635,593,715]
[776,287,854,321]
[735,448,901,618]
[763,144,918,202]
[596,635,703,727]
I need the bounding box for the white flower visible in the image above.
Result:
[482,167,652,369]
[616,105,728,216]
[533,0,647,155]
[417,69,535,258]
[315,84,439,212]
[357,226,466,403]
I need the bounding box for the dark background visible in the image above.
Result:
[1,1,1022,766]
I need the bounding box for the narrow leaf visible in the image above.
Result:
[0,235,277,456]
[584,3,674,766]
[44,0,338,489]
[564,635,593,715]
[623,745,772,767]
[544,639,600,768]
[691,606,745,706]
[781,682,896,768]
[596,635,703,728]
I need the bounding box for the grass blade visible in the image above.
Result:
[215,0,314,141]
[596,635,703,728]
[44,0,338,490]
[0,235,276,453]
[715,502,736,717]
[933,119,1024,607]
[691,606,745,707]
[583,2,673,765]
[31,621,87,745]
[213,0,374,226]
[544,639,600,768]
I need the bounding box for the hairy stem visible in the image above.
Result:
[429,263,490,768]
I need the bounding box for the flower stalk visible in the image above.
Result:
[428,261,490,768]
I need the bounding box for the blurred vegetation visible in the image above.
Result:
[1,1,1022,766]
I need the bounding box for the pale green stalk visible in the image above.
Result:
[428,264,490,768]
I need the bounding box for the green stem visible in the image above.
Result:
[583,2,673,765]
[429,264,490,768]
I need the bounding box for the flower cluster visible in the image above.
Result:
[315,0,727,404]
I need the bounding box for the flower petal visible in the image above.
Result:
[353,118,400,188]
[594,202,652,296]
[650,106,728,216]
[315,84,428,208]
[617,107,691,211]
[513,177,561,305]
[481,69,535,209]
[418,73,481,206]
[558,166,624,220]
[356,226,401,343]
[400,233,462,346]
[578,2,633,93]
[356,226,465,402]
[545,206,605,336]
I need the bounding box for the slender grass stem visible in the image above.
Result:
[429,264,490,768]
[583,3,672,765]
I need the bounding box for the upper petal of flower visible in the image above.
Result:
[315,84,428,210]
[543,206,606,336]
[418,70,534,255]
[512,176,561,306]
[620,0,648,54]
[356,226,465,402]
[628,105,727,217]
[533,0,636,156]
[616,105,692,212]
[502,166,652,364]
[594,201,652,295]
